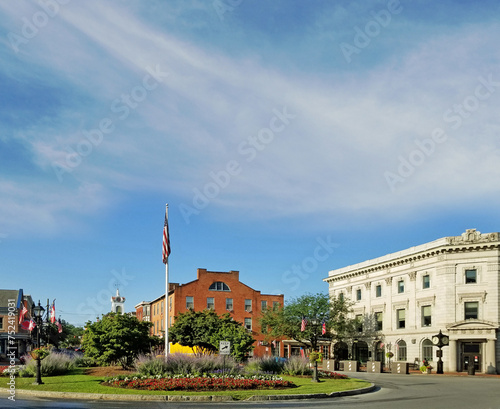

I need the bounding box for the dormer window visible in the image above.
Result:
[209,282,230,291]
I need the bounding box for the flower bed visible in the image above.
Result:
[317,370,348,379]
[106,375,295,391]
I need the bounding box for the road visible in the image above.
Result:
[2,373,499,409]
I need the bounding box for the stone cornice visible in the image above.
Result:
[324,229,500,283]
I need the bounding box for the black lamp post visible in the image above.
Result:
[32,301,45,385]
[432,330,449,374]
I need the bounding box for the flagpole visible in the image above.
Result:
[164,204,170,358]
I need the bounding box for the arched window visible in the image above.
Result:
[422,339,433,362]
[397,340,407,361]
[209,282,230,291]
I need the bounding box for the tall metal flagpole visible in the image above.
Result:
[164,204,170,358]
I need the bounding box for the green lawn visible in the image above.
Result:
[11,369,371,400]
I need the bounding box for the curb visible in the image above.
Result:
[0,383,376,402]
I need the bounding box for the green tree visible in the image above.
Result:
[260,292,352,352]
[169,309,254,361]
[81,313,160,368]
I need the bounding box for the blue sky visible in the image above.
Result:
[1,0,500,326]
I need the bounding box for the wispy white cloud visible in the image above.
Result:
[1,1,499,237]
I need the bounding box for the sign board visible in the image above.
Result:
[219,341,231,355]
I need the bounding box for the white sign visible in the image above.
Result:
[219,341,231,355]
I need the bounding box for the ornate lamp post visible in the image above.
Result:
[432,330,449,374]
[32,301,45,385]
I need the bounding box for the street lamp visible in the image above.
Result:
[431,330,449,374]
[32,301,45,385]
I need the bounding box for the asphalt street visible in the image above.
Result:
[2,372,499,409]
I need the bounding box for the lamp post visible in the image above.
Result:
[432,330,449,374]
[32,301,45,385]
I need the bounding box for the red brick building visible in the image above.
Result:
[135,269,284,357]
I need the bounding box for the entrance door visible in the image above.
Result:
[461,343,481,372]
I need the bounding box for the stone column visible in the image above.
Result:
[448,339,457,372]
[485,339,496,374]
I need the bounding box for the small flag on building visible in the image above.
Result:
[19,304,28,324]
[21,320,31,331]
[322,320,326,335]
[300,317,307,332]
[28,319,36,331]
[56,319,63,333]
[162,208,171,264]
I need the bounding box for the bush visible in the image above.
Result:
[282,356,313,376]
[243,357,284,376]
[20,352,75,377]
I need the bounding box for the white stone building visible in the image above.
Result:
[324,229,499,374]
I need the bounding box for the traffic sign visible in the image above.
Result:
[219,341,231,355]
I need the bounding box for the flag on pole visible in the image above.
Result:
[321,320,326,335]
[50,302,56,323]
[300,317,307,332]
[28,319,36,331]
[19,304,28,324]
[21,320,31,330]
[162,208,171,264]
[56,319,63,333]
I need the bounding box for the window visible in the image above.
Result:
[355,314,363,332]
[186,296,194,309]
[261,300,267,311]
[169,297,172,311]
[339,292,344,302]
[375,285,382,297]
[422,275,430,289]
[0,317,3,330]
[375,312,383,330]
[422,339,433,362]
[244,318,252,331]
[245,299,252,312]
[465,301,478,319]
[422,305,432,327]
[226,298,233,311]
[273,301,280,311]
[209,282,230,291]
[397,309,405,329]
[465,269,477,284]
[207,297,214,309]
[356,289,362,301]
[161,301,164,314]
[397,340,407,361]
[398,280,405,293]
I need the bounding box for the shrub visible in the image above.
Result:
[243,357,284,376]
[20,352,75,377]
[282,356,313,376]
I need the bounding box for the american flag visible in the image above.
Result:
[56,319,63,333]
[50,303,56,323]
[300,317,307,332]
[322,321,326,335]
[162,207,171,264]
[19,304,28,324]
